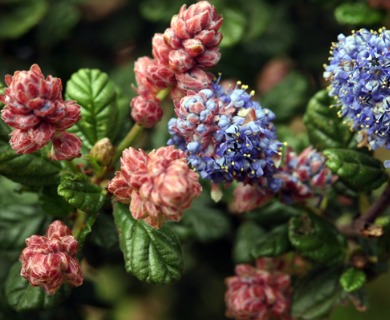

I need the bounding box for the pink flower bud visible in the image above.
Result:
[152,33,172,63]
[0,64,82,156]
[9,124,56,154]
[107,146,202,229]
[196,47,221,68]
[130,94,163,128]
[182,38,205,57]
[225,258,291,320]
[169,49,196,73]
[146,61,176,89]
[229,183,273,214]
[175,67,214,91]
[19,220,83,296]
[134,57,159,95]
[50,132,82,160]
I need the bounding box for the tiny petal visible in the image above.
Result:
[50,132,82,161]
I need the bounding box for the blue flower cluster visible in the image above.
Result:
[168,81,282,190]
[324,28,390,164]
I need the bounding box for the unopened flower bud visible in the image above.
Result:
[130,94,163,128]
[225,258,291,320]
[89,137,114,166]
[107,146,202,229]
[19,220,83,295]
[50,132,82,161]
[146,61,176,89]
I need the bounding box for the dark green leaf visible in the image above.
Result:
[0,141,60,186]
[65,68,119,151]
[304,90,356,151]
[233,221,265,263]
[323,148,387,191]
[57,173,105,213]
[261,71,310,123]
[340,267,366,293]
[288,213,346,265]
[335,3,384,26]
[113,202,183,284]
[292,266,345,319]
[247,200,300,228]
[36,1,80,46]
[242,0,271,41]
[0,0,47,39]
[39,185,74,218]
[89,213,119,250]
[5,261,69,312]
[220,7,246,47]
[251,224,291,258]
[139,0,182,22]
[181,193,231,242]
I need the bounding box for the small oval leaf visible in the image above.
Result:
[323,148,387,191]
[57,174,105,213]
[304,90,356,151]
[65,68,119,151]
[0,142,60,186]
[113,202,183,284]
[251,224,291,259]
[233,221,265,264]
[340,267,366,293]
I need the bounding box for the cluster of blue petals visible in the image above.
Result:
[324,28,390,165]
[168,81,282,190]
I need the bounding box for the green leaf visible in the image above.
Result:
[233,221,265,264]
[242,0,271,41]
[288,213,346,265]
[65,68,119,151]
[36,1,81,46]
[89,213,119,250]
[251,224,291,258]
[220,7,246,47]
[340,267,367,293]
[113,202,183,284]
[5,261,69,312]
[261,71,310,123]
[335,3,384,26]
[57,174,105,213]
[0,142,60,186]
[39,185,74,218]
[180,194,231,242]
[139,0,182,22]
[0,0,48,39]
[323,148,387,192]
[292,266,345,319]
[247,200,300,228]
[304,90,356,151]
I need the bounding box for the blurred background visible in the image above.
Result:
[1,0,390,319]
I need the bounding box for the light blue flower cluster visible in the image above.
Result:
[324,28,390,166]
[168,81,282,190]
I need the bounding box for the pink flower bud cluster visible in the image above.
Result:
[19,220,83,296]
[131,1,223,128]
[107,146,202,229]
[225,258,291,320]
[229,181,273,214]
[0,64,82,160]
[278,147,337,205]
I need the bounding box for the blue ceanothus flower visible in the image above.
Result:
[324,28,390,167]
[168,80,282,191]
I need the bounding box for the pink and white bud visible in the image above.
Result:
[50,132,82,160]
[229,183,273,214]
[169,49,196,73]
[134,57,159,95]
[130,94,163,128]
[152,33,172,63]
[225,258,291,320]
[146,61,176,89]
[19,220,83,296]
[196,47,221,68]
[9,124,56,154]
[175,67,214,92]
[107,146,202,229]
[0,64,82,156]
